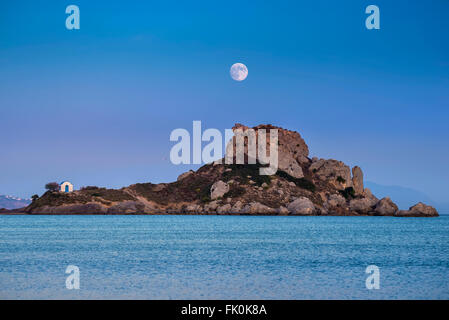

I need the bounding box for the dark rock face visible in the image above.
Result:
[17,124,438,217]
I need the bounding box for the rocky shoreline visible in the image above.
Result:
[0,124,439,217]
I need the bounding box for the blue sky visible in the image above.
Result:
[1,1,448,203]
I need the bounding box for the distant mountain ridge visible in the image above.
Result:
[0,195,31,210]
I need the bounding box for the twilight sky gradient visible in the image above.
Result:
[1,1,448,203]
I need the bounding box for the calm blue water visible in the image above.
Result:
[0,215,448,299]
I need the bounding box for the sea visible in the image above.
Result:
[0,215,448,299]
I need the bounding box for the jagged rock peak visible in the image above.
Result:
[228,123,309,179]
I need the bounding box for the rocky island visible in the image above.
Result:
[3,124,439,217]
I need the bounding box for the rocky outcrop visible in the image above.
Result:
[231,201,244,213]
[216,204,232,214]
[277,206,289,215]
[107,201,146,214]
[230,124,308,178]
[396,203,439,217]
[278,156,304,179]
[17,123,438,217]
[352,166,364,195]
[363,188,378,202]
[241,202,277,214]
[326,194,346,208]
[276,125,308,178]
[204,200,219,212]
[31,203,108,214]
[309,159,353,190]
[287,197,316,215]
[374,197,398,216]
[177,170,194,181]
[185,204,203,213]
[349,197,376,214]
[210,181,229,200]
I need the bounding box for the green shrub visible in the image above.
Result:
[223,164,271,186]
[81,187,134,201]
[336,176,346,183]
[295,178,316,192]
[45,182,59,192]
[81,186,99,191]
[339,187,355,199]
[198,183,213,203]
[276,170,316,192]
[224,185,246,198]
[201,195,211,203]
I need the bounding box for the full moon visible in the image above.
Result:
[230,63,248,81]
